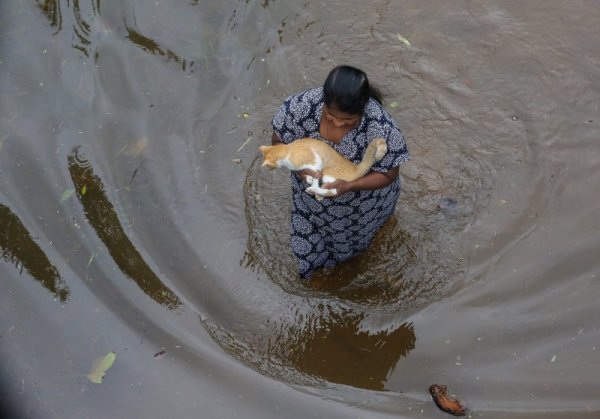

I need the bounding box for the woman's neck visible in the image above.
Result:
[319,108,359,143]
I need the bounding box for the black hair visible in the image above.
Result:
[323,65,383,115]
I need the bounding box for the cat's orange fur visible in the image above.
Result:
[258,138,387,199]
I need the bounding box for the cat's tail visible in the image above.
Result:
[356,138,387,178]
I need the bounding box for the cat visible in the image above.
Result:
[258,137,387,199]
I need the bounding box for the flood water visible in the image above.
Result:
[1,1,599,418]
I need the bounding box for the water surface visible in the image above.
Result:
[1,1,599,417]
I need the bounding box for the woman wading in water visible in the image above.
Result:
[271,65,409,278]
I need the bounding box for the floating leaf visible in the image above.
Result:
[61,188,76,201]
[390,101,399,108]
[242,113,250,119]
[87,351,116,384]
[396,33,411,46]
[81,184,87,195]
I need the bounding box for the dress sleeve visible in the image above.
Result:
[272,95,293,144]
[272,93,306,144]
[371,118,410,173]
[272,89,321,144]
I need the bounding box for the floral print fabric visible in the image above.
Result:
[272,87,409,278]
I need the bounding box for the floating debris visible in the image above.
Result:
[86,252,98,268]
[232,158,242,164]
[87,352,116,384]
[438,197,458,213]
[236,136,253,153]
[429,384,466,416]
[396,33,411,46]
[116,144,128,156]
[153,350,167,359]
[60,188,76,201]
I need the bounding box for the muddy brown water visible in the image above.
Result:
[1,1,599,418]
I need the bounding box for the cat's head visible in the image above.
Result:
[258,145,279,169]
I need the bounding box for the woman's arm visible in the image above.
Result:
[322,166,399,197]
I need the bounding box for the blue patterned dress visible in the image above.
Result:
[272,87,410,278]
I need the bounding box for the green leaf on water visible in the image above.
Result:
[390,101,399,108]
[61,188,76,201]
[396,33,411,46]
[81,184,87,195]
[87,351,116,384]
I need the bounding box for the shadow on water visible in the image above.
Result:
[0,203,70,302]
[67,145,182,310]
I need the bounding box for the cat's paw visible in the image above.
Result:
[305,175,314,184]
[322,188,337,197]
[306,185,336,200]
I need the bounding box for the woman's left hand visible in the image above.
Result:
[322,179,353,198]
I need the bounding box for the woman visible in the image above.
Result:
[271,65,409,279]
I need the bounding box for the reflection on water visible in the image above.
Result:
[70,0,95,57]
[36,0,99,57]
[284,314,415,390]
[36,0,197,72]
[67,146,182,310]
[125,23,196,73]
[203,308,416,391]
[35,0,62,31]
[0,203,70,302]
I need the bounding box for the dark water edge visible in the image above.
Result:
[1,0,600,418]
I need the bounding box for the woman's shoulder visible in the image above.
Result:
[363,98,396,124]
[273,87,323,143]
[279,87,323,124]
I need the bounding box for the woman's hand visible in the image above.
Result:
[296,169,321,184]
[321,179,354,197]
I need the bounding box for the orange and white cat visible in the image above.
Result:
[258,138,387,199]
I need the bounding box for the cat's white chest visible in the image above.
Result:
[276,148,338,200]
[277,150,323,172]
